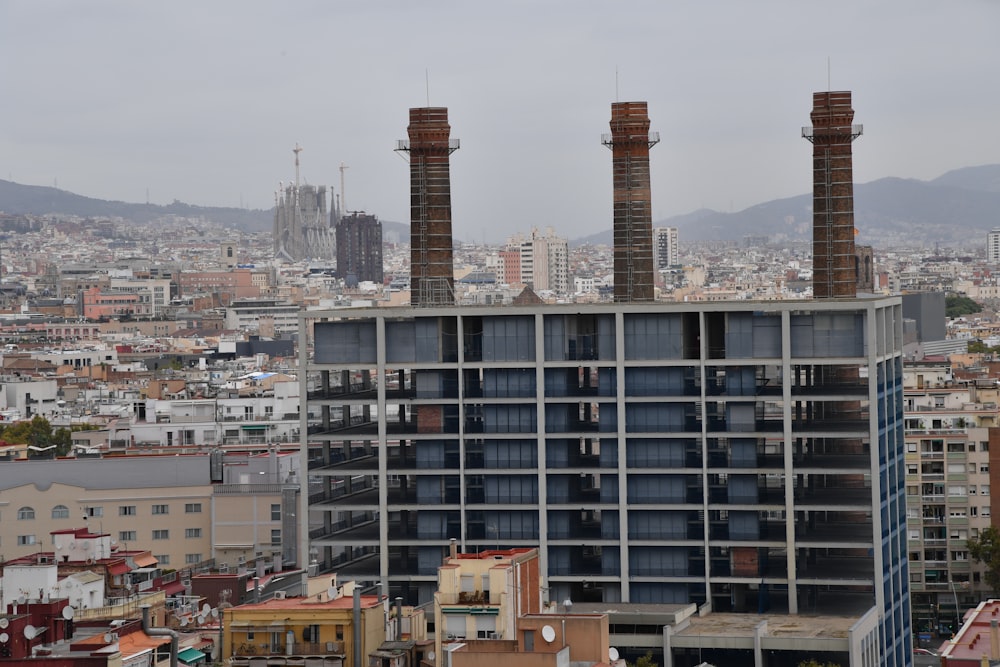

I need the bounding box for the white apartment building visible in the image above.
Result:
[654,226,679,269]
[988,229,1000,264]
[504,228,570,294]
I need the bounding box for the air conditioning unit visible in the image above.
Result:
[488,632,500,640]
[273,591,287,600]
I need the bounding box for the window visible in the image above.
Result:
[185,528,202,538]
[983,441,990,453]
[949,486,967,496]
[984,485,991,496]
[17,535,37,546]
[17,507,35,520]
[970,463,977,474]
[970,486,978,495]
[185,554,203,564]
[119,505,137,516]
[982,464,991,474]
[120,530,137,542]
[271,529,281,545]
[86,506,103,518]
[906,464,918,475]
[153,530,169,540]
[271,504,281,521]
[155,554,170,565]
[185,503,202,514]
[984,506,991,518]
[51,505,69,519]
[907,442,917,453]
[906,486,918,496]
[152,504,169,515]
[971,507,979,517]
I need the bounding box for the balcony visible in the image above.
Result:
[228,640,345,665]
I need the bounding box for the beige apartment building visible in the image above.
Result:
[0,455,298,571]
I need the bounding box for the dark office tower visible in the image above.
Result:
[602,102,659,302]
[336,212,384,287]
[396,107,459,306]
[803,91,862,299]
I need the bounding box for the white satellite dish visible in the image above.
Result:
[16,596,26,606]
[0,618,8,629]
[541,624,556,643]
[201,603,211,616]
[211,608,219,618]
[0,633,8,644]
[180,617,189,627]
[24,625,37,640]
[103,633,113,643]
[427,651,435,662]
[327,586,337,599]
[197,614,206,625]
[609,647,620,662]
[63,606,76,620]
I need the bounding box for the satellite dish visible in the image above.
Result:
[103,633,113,643]
[126,583,133,591]
[211,608,219,618]
[197,614,206,625]
[17,596,26,606]
[69,542,76,550]
[0,618,8,629]
[180,617,189,627]
[0,633,8,644]
[609,647,620,662]
[427,651,435,662]
[62,606,76,620]
[24,625,37,640]
[201,603,211,616]
[327,586,337,599]
[541,624,556,643]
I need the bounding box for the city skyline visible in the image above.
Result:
[2,1,999,243]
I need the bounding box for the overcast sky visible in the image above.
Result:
[3,0,999,242]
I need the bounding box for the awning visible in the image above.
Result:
[133,554,158,567]
[241,424,268,430]
[162,580,187,596]
[107,561,130,575]
[178,647,207,664]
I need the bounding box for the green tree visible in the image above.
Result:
[946,294,984,318]
[627,651,658,667]
[968,525,1000,594]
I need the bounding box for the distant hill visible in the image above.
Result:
[0,179,274,231]
[572,164,1000,248]
[3,164,999,247]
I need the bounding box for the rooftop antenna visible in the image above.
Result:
[293,143,303,188]
[425,69,430,107]
[339,162,349,216]
[615,66,619,103]
[827,56,831,91]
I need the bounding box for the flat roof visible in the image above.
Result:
[674,612,858,640]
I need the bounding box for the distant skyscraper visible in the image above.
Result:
[987,229,1000,263]
[803,91,862,299]
[336,212,383,286]
[273,145,334,262]
[654,226,679,270]
[603,102,659,302]
[397,107,459,306]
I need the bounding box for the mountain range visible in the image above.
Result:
[3,164,1000,248]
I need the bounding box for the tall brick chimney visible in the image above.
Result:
[803,91,862,299]
[603,102,659,302]
[397,107,459,306]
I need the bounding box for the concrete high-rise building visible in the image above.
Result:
[603,102,658,303]
[654,226,679,270]
[273,145,334,262]
[803,91,862,299]
[335,212,383,286]
[397,107,459,306]
[503,229,569,294]
[988,229,1000,264]
[300,296,910,665]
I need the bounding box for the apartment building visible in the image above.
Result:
[0,454,297,571]
[903,362,998,634]
[301,296,910,666]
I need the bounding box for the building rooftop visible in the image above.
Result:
[233,594,382,611]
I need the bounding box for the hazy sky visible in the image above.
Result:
[3,1,999,242]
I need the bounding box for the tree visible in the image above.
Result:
[946,294,984,318]
[627,651,658,667]
[968,525,1000,594]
